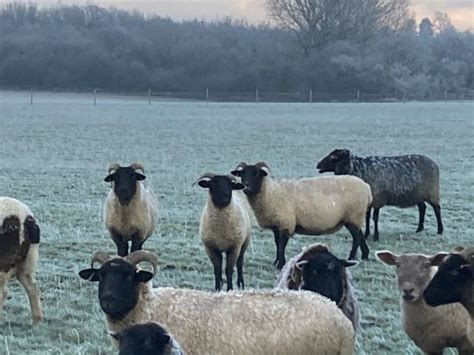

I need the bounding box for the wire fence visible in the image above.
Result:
[2,88,474,104]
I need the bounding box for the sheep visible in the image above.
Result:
[376,250,474,355]
[317,149,443,241]
[104,162,158,256]
[276,243,359,331]
[110,322,184,355]
[79,250,355,355]
[194,172,251,291]
[423,246,474,346]
[0,196,42,325]
[231,162,372,269]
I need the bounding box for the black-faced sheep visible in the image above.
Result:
[79,250,354,355]
[231,162,372,269]
[276,243,359,331]
[0,196,42,324]
[317,149,443,241]
[110,322,184,355]
[195,173,251,291]
[376,250,473,354]
[104,162,158,256]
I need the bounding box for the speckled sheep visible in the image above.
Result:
[79,251,355,355]
[231,162,373,268]
[276,243,359,331]
[0,196,42,324]
[377,250,474,354]
[104,162,158,256]
[195,173,252,291]
[317,149,443,241]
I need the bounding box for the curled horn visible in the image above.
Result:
[192,172,216,186]
[125,250,159,274]
[108,163,121,174]
[130,162,145,174]
[90,251,112,267]
[233,162,248,171]
[255,162,271,170]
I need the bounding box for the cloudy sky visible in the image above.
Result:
[7,0,474,30]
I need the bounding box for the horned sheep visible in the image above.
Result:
[317,149,443,241]
[0,196,42,324]
[79,250,355,355]
[276,243,359,331]
[195,173,251,291]
[231,162,372,269]
[377,250,474,354]
[103,162,158,256]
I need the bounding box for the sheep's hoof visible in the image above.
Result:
[32,315,43,325]
[415,226,424,233]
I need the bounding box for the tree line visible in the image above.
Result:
[0,2,472,97]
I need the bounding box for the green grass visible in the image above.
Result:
[0,92,473,354]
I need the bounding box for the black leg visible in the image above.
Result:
[345,223,365,260]
[237,239,249,289]
[206,247,223,292]
[373,208,380,241]
[430,203,443,234]
[416,202,426,233]
[111,232,128,256]
[131,234,144,252]
[276,230,289,270]
[364,208,371,238]
[225,249,239,291]
[272,229,280,266]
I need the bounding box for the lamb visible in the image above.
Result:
[276,243,359,331]
[376,250,474,354]
[104,162,158,256]
[79,250,355,355]
[231,162,372,269]
[0,196,42,324]
[110,322,184,355]
[195,173,251,291]
[423,246,474,346]
[317,149,443,241]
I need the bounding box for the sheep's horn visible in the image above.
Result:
[233,162,248,171]
[125,250,159,274]
[108,163,121,174]
[90,251,112,267]
[255,162,271,171]
[192,172,216,186]
[130,162,145,174]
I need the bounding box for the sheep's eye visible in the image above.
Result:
[449,269,460,276]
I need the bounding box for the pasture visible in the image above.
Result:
[0,91,473,354]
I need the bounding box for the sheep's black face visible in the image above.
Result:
[78,259,153,320]
[104,167,146,205]
[316,149,351,174]
[198,175,245,208]
[231,165,267,196]
[300,251,356,304]
[423,254,472,307]
[113,323,172,355]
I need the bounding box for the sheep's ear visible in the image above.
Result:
[78,268,100,282]
[429,252,449,266]
[340,259,358,267]
[104,174,115,182]
[197,180,210,188]
[376,250,398,265]
[230,170,242,177]
[258,168,268,177]
[135,173,146,181]
[232,182,245,190]
[136,270,153,283]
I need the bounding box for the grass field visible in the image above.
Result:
[0,91,473,354]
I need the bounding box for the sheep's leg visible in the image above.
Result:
[130,235,144,253]
[206,247,223,292]
[416,202,426,233]
[272,229,280,266]
[236,238,249,290]
[429,203,443,234]
[225,249,239,291]
[16,272,43,325]
[0,273,9,312]
[364,208,371,238]
[276,230,289,270]
[373,208,380,241]
[345,223,369,260]
[111,232,128,257]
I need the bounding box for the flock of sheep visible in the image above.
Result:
[0,149,472,355]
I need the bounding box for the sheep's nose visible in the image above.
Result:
[402,288,415,300]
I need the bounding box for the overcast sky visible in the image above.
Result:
[5,0,473,30]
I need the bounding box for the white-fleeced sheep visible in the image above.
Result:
[231,162,372,268]
[377,250,474,355]
[79,251,354,355]
[276,243,359,331]
[103,162,158,256]
[0,196,42,324]
[195,173,252,291]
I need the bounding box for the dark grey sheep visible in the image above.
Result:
[317,149,443,241]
